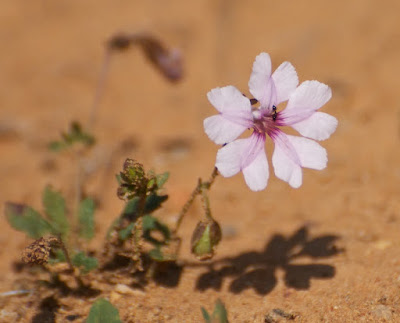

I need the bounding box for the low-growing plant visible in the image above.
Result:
[4,33,337,320]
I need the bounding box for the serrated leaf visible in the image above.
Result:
[86,298,121,323]
[72,252,98,274]
[43,186,69,236]
[156,172,169,189]
[211,299,228,323]
[201,307,211,323]
[4,203,52,239]
[78,198,95,240]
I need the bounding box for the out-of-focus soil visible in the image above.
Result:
[1,0,400,322]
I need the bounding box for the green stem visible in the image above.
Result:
[57,235,84,287]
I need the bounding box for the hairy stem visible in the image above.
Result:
[173,167,218,235]
[200,183,213,221]
[131,194,147,271]
[57,235,84,287]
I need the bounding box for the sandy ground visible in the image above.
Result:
[1,0,400,322]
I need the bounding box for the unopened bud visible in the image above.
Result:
[191,220,222,261]
[117,159,148,200]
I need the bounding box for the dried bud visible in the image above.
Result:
[117,159,148,200]
[121,159,145,183]
[191,220,222,261]
[21,236,60,265]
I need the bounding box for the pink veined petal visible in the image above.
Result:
[207,85,252,115]
[271,131,303,188]
[216,133,266,178]
[204,115,250,145]
[286,135,327,170]
[248,53,276,109]
[290,112,338,141]
[242,146,269,191]
[271,131,327,188]
[271,61,299,105]
[279,80,332,125]
[205,85,253,144]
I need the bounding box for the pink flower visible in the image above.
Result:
[204,53,337,191]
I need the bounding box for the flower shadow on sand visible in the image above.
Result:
[196,226,342,295]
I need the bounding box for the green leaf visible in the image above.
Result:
[72,252,98,274]
[42,186,69,236]
[142,214,170,245]
[211,299,228,323]
[148,247,176,262]
[118,222,134,241]
[48,249,66,264]
[148,248,164,261]
[86,298,121,323]
[48,141,67,152]
[144,194,168,213]
[201,307,211,323]
[78,198,95,240]
[124,197,139,214]
[156,172,169,189]
[48,121,95,152]
[4,202,52,239]
[115,174,123,185]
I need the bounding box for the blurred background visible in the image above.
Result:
[1,0,400,321]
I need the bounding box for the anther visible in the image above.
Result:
[272,105,277,121]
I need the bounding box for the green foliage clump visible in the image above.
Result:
[48,121,95,152]
[86,298,122,323]
[201,299,229,323]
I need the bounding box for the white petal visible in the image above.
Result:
[286,135,327,170]
[242,148,269,191]
[272,132,327,188]
[216,140,248,177]
[205,86,254,144]
[216,134,265,178]
[272,133,303,188]
[291,112,338,141]
[204,115,249,145]
[207,85,252,115]
[248,53,276,108]
[280,80,332,125]
[271,61,298,104]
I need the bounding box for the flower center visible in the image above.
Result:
[253,106,278,135]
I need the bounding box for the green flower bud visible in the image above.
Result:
[191,220,222,261]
